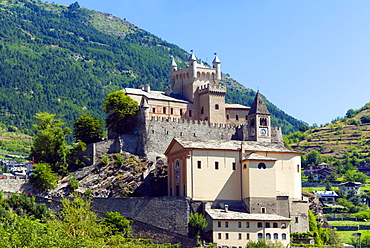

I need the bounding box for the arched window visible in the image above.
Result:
[250,118,255,126]
[274,233,278,240]
[174,160,180,169]
[258,233,263,239]
[260,117,267,126]
[273,223,278,228]
[258,163,266,169]
[266,233,271,239]
[265,222,270,228]
[282,233,287,240]
[257,222,263,228]
[281,223,287,229]
[215,104,219,110]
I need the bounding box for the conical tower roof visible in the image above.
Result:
[188,50,197,61]
[170,56,177,67]
[248,91,270,115]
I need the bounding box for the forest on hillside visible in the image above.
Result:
[0,0,305,138]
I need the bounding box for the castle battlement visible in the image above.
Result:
[148,115,238,128]
[198,83,226,94]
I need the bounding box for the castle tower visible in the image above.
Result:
[247,91,271,142]
[169,56,177,90]
[212,53,221,84]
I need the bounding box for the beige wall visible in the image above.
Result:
[190,149,241,201]
[212,220,290,247]
[226,109,249,124]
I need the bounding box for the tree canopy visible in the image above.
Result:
[103,91,139,135]
[73,114,103,144]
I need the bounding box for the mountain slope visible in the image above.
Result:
[286,103,370,164]
[0,0,305,135]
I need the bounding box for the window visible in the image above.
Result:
[265,222,270,228]
[246,233,250,240]
[250,118,255,126]
[232,162,236,170]
[257,222,263,228]
[169,187,172,196]
[226,114,229,120]
[273,223,278,228]
[258,163,266,169]
[266,233,271,240]
[236,115,239,121]
[261,207,266,214]
[197,161,201,169]
[238,222,241,228]
[174,160,180,169]
[180,109,183,115]
[163,107,166,114]
[215,104,219,110]
[297,164,300,173]
[218,233,221,239]
[189,110,192,117]
[281,223,287,229]
[152,107,155,113]
[201,107,204,115]
[295,217,299,223]
[243,164,247,169]
[225,221,229,228]
[225,233,229,239]
[282,233,287,240]
[218,221,221,227]
[183,185,186,196]
[258,233,263,239]
[171,108,173,114]
[246,222,250,228]
[215,162,219,170]
[274,233,278,240]
[245,115,248,120]
[238,233,242,240]
[180,132,183,136]
[260,117,267,126]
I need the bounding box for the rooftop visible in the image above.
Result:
[125,88,190,104]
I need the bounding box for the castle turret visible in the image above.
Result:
[169,56,177,89]
[247,91,271,142]
[212,53,221,84]
[188,50,197,79]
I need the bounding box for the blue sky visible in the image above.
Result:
[54,0,370,125]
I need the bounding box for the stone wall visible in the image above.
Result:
[37,196,198,247]
[0,179,33,192]
[90,196,192,236]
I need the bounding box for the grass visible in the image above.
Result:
[329,221,370,226]
[336,230,370,243]
[303,187,339,192]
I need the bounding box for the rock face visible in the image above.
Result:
[47,152,167,198]
[309,194,330,228]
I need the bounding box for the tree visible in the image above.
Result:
[103,91,139,135]
[100,211,132,237]
[306,150,321,166]
[73,114,103,144]
[30,163,58,190]
[344,170,367,184]
[188,212,208,240]
[346,109,356,118]
[30,112,71,175]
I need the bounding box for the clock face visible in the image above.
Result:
[251,129,255,136]
[260,128,267,135]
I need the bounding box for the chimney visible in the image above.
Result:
[224,204,229,213]
[165,86,170,96]
[144,84,150,92]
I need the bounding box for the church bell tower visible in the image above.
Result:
[247,91,271,142]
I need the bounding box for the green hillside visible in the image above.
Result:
[285,103,370,168]
[0,0,305,136]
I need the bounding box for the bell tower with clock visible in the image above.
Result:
[247,91,271,142]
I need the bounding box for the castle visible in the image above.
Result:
[109,52,309,247]
[118,52,283,158]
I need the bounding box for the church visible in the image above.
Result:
[121,52,309,247]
